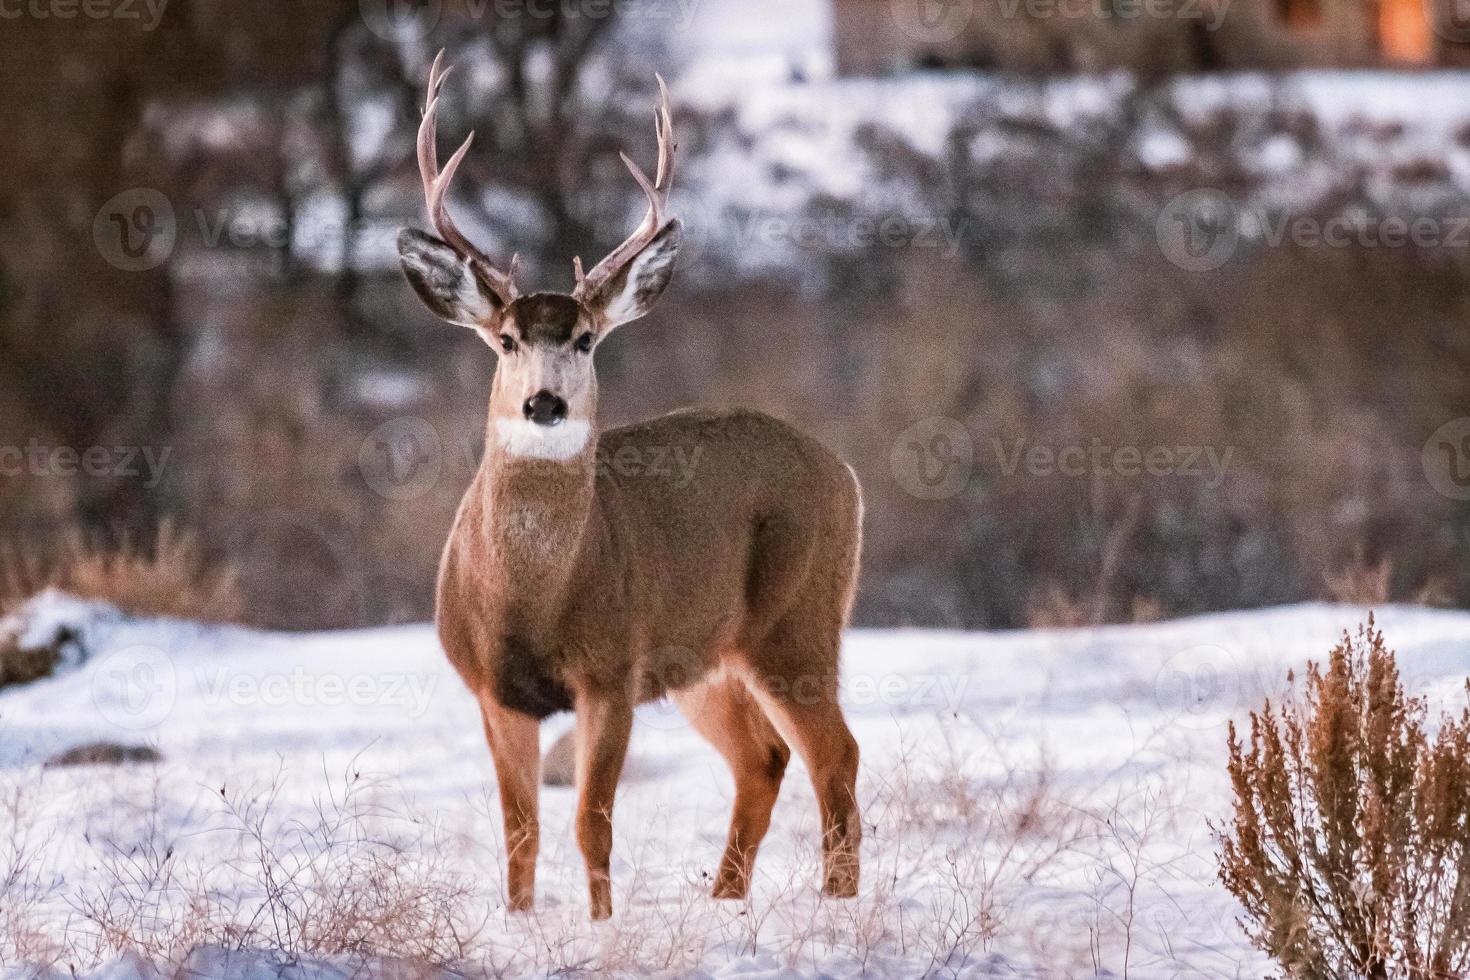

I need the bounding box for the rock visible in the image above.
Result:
[45,742,162,768]
[0,622,73,688]
[0,590,100,689]
[542,728,577,786]
[0,635,62,687]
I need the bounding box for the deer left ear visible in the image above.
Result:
[584,220,681,330]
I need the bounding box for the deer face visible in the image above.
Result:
[397,219,681,461]
[396,54,681,461]
[493,294,592,426]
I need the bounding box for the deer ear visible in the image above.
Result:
[398,228,505,328]
[584,219,681,330]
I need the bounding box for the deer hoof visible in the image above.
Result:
[822,875,858,899]
[710,875,749,900]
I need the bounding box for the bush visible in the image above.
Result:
[0,520,242,623]
[1217,618,1470,978]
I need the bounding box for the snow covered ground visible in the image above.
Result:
[3,596,1469,977]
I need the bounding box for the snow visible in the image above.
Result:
[2,590,106,666]
[1255,134,1305,175]
[1136,127,1192,171]
[1278,71,1470,129]
[3,596,1469,977]
[654,69,1470,287]
[678,0,833,91]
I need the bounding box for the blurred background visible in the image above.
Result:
[1,0,1468,632]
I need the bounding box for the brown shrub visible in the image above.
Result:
[0,520,242,623]
[1216,617,1470,978]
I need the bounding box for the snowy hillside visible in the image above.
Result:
[3,597,1469,977]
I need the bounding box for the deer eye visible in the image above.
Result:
[574,332,594,354]
[499,334,518,354]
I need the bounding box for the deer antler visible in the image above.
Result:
[572,75,677,302]
[417,50,519,306]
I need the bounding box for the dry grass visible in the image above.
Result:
[0,777,65,969]
[0,731,1159,977]
[1025,586,1168,631]
[1323,547,1394,605]
[0,520,242,623]
[1324,550,1456,609]
[0,765,487,973]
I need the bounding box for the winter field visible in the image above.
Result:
[3,597,1469,977]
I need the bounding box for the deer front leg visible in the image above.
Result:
[573,690,633,920]
[479,694,541,912]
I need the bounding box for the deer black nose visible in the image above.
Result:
[523,390,568,427]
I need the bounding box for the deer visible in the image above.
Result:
[396,52,863,921]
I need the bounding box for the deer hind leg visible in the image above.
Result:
[478,695,541,912]
[672,673,790,899]
[573,689,634,920]
[743,627,861,899]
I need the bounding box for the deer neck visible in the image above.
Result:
[474,415,599,624]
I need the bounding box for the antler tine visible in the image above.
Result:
[620,151,665,231]
[415,50,518,305]
[654,73,675,189]
[573,76,679,301]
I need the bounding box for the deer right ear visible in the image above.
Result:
[398,228,505,329]
[582,219,682,330]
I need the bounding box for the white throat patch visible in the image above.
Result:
[494,418,591,461]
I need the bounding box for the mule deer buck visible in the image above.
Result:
[397,53,863,920]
